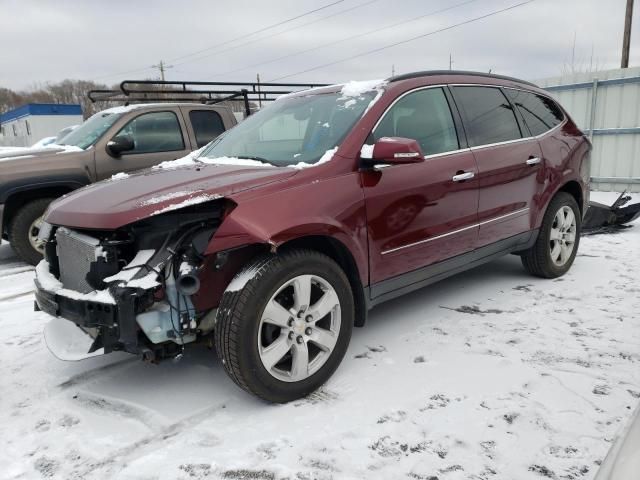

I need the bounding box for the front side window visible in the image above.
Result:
[115,111,184,154]
[505,89,564,136]
[59,111,123,150]
[373,87,459,156]
[199,90,376,167]
[189,110,225,148]
[453,86,522,147]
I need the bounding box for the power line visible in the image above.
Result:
[210,0,480,79]
[92,0,345,82]
[168,0,345,64]
[269,0,535,81]
[172,0,381,69]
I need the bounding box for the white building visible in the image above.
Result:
[0,103,83,148]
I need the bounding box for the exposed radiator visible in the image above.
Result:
[55,227,101,293]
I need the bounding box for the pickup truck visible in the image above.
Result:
[0,103,237,264]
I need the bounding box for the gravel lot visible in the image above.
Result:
[1,193,639,480]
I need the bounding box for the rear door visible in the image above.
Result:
[362,86,479,286]
[96,109,190,180]
[182,108,228,149]
[451,86,544,246]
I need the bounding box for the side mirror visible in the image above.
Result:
[363,137,424,169]
[106,135,134,157]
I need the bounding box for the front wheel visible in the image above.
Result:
[521,192,581,278]
[215,249,354,403]
[8,198,53,266]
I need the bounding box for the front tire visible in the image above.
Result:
[215,249,354,403]
[8,198,53,266]
[521,192,581,278]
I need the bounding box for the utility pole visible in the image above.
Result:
[391,64,395,76]
[621,0,635,68]
[449,53,453,70]
[257,73,262,109]
[151,60,173,81]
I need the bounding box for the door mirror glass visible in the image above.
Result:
[106,135,135,157]
[369,137,424,165]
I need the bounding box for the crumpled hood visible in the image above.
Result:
[45,163,297,229]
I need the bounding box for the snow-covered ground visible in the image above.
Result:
[1,193,639,480]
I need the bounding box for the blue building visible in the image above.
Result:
[0,103,83,147]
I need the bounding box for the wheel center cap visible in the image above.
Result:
[294,319,305,334]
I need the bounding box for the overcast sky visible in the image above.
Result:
[1,0,638,90]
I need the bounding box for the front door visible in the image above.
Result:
[96,110,191,180]
[362,86,479,287]
[451,86,544,246]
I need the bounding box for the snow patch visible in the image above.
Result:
[104,250,156,284]
[360,144,375,159]
[154,145,208,169]
[110,172,129,180]
[225,264,263,292]
[149,193,222,216]
[290,147,338,169]
[35,260,115,304]
[138,190,204,207]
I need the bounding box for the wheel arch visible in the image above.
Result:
[536,178,586,229]
[277,235,368,328]
[557,180,584,215]
[2,185,77,236]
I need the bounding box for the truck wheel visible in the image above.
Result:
[521,192,581,278]
[8,198,53,266]
[215,249,354,403]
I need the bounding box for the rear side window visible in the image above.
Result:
[452,86,522,147]
[504,90,564,136]
[189,110,226,148]
[373,87,459,156]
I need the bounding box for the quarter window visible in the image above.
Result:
[505,90,564,136]
[114,111,184,154]
[452,86,522,147]
[373,87,459,156]
[189,110,225,148]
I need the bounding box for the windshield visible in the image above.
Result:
[199,90,376,167]
[58,111,122,150]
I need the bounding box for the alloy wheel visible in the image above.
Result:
[549,205,576,266]
[257,274,341,382]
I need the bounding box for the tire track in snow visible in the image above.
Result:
[76,402,227,478]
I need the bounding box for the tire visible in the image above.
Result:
[8,198,53,266]
[215,249,354,403]
[521,192,581,278]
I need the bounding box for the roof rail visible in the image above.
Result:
[387,70,538,88]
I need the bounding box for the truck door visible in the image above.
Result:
[96,110,191,180]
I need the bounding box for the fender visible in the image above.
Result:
[534,136,590,228]
[0,175,90,204]
[205,172,370,286]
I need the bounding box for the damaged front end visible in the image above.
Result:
[35,200,227,362]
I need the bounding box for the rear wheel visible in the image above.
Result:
[521,192,581,278]
[215,249,354,403]
[8,198,53,266]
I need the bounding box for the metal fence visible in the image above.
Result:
[537,66,640,192]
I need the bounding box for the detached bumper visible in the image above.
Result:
[34,277,142,356]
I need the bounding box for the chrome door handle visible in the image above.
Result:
[526,157,541,166]
[452,171,475,182]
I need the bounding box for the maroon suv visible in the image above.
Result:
[35,71,590,402]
